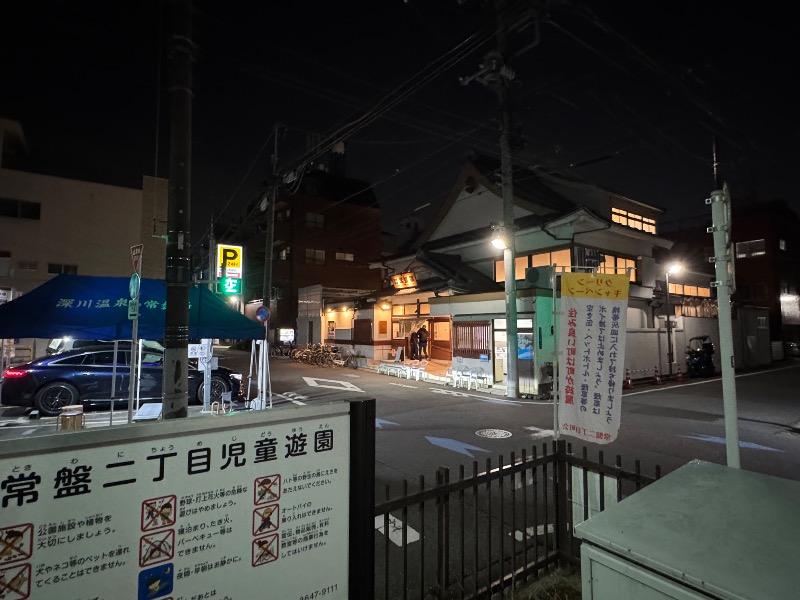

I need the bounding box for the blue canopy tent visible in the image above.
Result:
[0,275,266,340]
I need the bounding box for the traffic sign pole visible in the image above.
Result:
[127,271,142,424]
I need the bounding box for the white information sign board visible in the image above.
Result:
[188,343,209,358]
[0,406,350,599]
[558,273,629,444]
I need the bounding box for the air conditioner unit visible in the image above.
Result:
[525,266,554,289]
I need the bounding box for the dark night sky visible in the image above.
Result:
[2,1,797,250]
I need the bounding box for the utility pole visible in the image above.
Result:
[162,0,194,419]
[707,138,740,468]
[261,125,280,332]
[460,0,519,397]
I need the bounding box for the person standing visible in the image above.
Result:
[409,329,420,360]
[418,325,429,359]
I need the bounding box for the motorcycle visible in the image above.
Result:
[685,335,715,377]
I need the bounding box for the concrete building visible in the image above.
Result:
[0,119,168,363]
[0,119,168,299]
[236,165,384,346]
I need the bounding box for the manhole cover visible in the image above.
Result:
[475,429,512,439]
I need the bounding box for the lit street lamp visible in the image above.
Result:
[665,264,682,376]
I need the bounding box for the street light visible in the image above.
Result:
[665,263,682,376]
[491,226,508,249]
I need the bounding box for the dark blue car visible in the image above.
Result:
[1,345,243,416]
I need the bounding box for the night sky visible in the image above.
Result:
[2,1,797,249]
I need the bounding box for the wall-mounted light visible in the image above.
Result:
[381,303,391,310]
[341,306,349,312]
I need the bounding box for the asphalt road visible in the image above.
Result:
[3,349,800,490]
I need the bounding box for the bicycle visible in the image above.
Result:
[338,349,360,369]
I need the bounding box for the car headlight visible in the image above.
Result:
[230,373,243,381]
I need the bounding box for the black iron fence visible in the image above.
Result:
[374,440,661,599]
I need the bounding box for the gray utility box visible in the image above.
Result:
[575,460,800,600]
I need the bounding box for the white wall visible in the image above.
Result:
[0,170,167,293]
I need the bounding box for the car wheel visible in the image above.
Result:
[196,375,231,403]
[35,382,79,416]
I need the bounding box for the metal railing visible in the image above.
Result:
[374,440,661,599]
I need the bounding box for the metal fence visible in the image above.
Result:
[374,440,661,599]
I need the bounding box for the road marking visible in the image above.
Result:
[510,524,554,541]
[678,433,783,452]
[388,382,417,389]
[426,436,490,458]
[624,364,800,396]
[375,419,399,429]
[302,377,364,393]
[275,392,307,405]
[374,514,420,546]
[524,426,555,440]
[428,388,524,405]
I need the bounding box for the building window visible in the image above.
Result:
[735,239,766,258]
[757,316,768,329]
[779,239,786,251]
[453,321,490,359]
[668,283,712,298]
[17,260,38,271]
[611,207,656,234]
[304,249,325,265]
[0,198,42,221]
[0,251,10,277]
[391,303,429,317]
[48,263,78,275]
[599,254,637,282]
[495,248,571,282]
[335,252,354,261]
[306,212,324,228]
[0,198,41,220]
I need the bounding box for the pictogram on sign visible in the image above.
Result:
[137,563,173,600]
[252,505,280,536]
[254,475,281,505]
[0,563,31,599]
[252,534,279,567]
[139,530,175,568]
[141,495,177,531]
[0,524,32,566]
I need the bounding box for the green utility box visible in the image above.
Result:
[575,460,800,599]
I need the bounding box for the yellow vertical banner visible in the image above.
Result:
[558,273,630,444]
